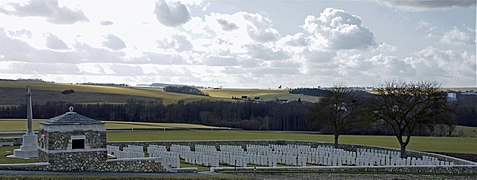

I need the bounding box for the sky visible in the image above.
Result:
[0,0,475,88]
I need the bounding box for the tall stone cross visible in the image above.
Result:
[26,86,34,135]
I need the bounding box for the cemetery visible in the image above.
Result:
[0,87,475,175]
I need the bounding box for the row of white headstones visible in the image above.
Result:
[107,144,454,168]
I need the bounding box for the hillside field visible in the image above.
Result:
[203,88,321,102]
[0,81,321,105]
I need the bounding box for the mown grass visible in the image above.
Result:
[203,88,321,102]
[454,125,477,138]
[107,130,477,154]
[0,119,223,131]
[0,146,37,164]
[0,81,225,104]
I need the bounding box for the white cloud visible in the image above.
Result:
[45,33,68,50]
[7,62,80,74]
[279,33,309,47]
[375,42,397,52]
[406,47,475,85]
[245,43,289,60]
[100,20,113,26]
[110,64,144,76]
[0,0,88,24]
[440,27,474,45]
[102,34,126,50]
[304,8,376,49]
[8,29,32,39]
[154,0,190,27]
[379,0,476,11]
[201,56,239,66]
[157,34,192,51]
[216,19,239,31]
[243,13,279,42]
[416,20,437,37]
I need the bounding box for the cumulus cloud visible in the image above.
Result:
[102,34,126,50]
[138,52,188,65]
[243,13,279,42]
[440,27,474,45]
[0,0,88,24]
[202,56,239,66]
[110,64,144,76]
[245,43,289,60]
[304,8,375,49]
[379,0,476,10]
[375,42,397,52]
[279,33,309,47]
[45,33,69,50]
[416,20,437,37]
[7,62,80,74]
[100,21,113,26]
[8,29,32,39]
[217,19,239,31]
[154,0,191,27]
[405,47,475,84]
[157,35,192,51]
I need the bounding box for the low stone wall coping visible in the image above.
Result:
[213,165,477,174]
[106,157,162,162]
[0,162,49,167]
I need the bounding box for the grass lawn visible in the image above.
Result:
[203,88,321,102]
[0,81,225,104]
[454,125,477,138]
[0,146,37,164]
[108,130,477,154]
[0,119,223,132]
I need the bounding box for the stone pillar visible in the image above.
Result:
[9,86,38,159]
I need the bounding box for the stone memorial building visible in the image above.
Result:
[38,107,107,171]
[37,107,166,172]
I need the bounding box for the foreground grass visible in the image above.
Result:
[108,130,477,154]
[0,146,37,164]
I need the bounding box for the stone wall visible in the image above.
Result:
[39,130,105,150]
[0,137,22,146]
[84,131,106,148]
[213,165,477,174]
[0,163,49,171]
[0,158,167,172]
[107,140,477,165]
[45,151,107,171]
[105,158,167,172]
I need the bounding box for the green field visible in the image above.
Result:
[0,81,224,104]
[0,81,322,105]
[0,119,224,131]
[1,119,475,154]
[204,88,321,102]
[107,130,477,154]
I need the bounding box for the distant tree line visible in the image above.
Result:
[0,100,311,131]
[77,82,130,87]
[163,86,208,96]
[289,88,329,96]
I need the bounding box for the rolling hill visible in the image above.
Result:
[0,81,321,105]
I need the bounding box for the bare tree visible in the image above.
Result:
[372,81,446,158]
[310,85,359,147]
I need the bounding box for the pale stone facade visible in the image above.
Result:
[38,107,107,171]
[37,107,167,172]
